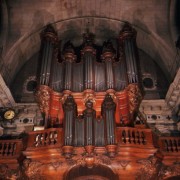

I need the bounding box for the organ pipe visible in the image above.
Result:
[119,23,139,84]
[72,63,83,92]
[63,42,76,90]
[102,94,116,145]
[94,63,105,91]
[82,30,96,90]
[74,117,84,146]
[95,118,105,146]
[39,25,58,86]
[82,49,95,89]
[102,41,115,90]
[63,95,77,146]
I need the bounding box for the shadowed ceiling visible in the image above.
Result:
[0,0,179,93]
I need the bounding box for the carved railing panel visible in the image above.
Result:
[116,127,153,146]
[27,128,62,149]
[159,137,180,153]
[0,139,22,157]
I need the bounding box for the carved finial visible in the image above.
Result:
[85,99,93,109]
[102,40,115,54]
[83,21,95,46]
[41,24,58,42]
[119,22,136,40]
[62,41,76,62]
[63,41,75,54]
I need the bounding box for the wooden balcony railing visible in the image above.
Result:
[27,128,63,150]
[116,127,153,146]
[0,139,22,158]
[158,137,180,153]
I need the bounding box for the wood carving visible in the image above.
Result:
[35,85,51,114]
[162,162,180,179]
[0,164,20,180]
[136,155,180,180]
[136,155,163,180]
[127,84,142,120]
[22,159,45,180]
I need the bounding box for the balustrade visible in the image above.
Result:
[159,137,180,153]
[27,128,62,149]
[0,139,22,157]
[117,127,153,146]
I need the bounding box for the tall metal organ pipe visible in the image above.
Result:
[39,25,58,86]
[63,95,77,146]
[82,46,96,90]
[63,42,76,90]
[102,41,115,89]
[119,23,139,84]
[102,94,116,145]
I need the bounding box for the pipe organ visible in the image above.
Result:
[3,22,178,180]
[35,22,142,152]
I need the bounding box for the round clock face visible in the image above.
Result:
[4,109,15,120]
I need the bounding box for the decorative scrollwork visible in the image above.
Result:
[127,84,142,115]
[163,161,180,179]
[70,154,112,169]
[22,159,45,180]
[48,161,64,171]
[0,164,20,180]
[136,155,163,180]
[35,85,51,114]
[136,155,180,180]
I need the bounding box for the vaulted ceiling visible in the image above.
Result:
[0,0,179,91]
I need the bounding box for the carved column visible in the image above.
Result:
[119,23,139,84]
[102,41,115,89]
[63,42,76,90]
[39,25,58,86]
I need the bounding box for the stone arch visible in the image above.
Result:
[2,16,174,86]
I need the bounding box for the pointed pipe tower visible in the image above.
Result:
[81,30,96,90]
[35,25,58,129]
[39,24,58,86]
[119,23,142,122]
[119,23,139,84]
